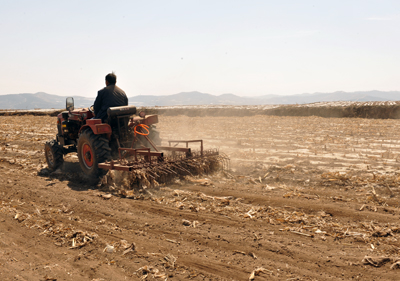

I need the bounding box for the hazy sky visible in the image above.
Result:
[1,0,400,97]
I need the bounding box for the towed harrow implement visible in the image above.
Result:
[98,140,229,186]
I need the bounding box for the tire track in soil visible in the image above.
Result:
[176,183,400,224]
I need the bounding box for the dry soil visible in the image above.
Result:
[1,114,400,280]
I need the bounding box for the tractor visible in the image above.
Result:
[45,98,227,183]
[44,97,160,177]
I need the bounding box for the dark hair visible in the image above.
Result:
[105,72,117,85]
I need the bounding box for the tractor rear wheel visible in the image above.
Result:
[77,130,111,178]
[44,140,64,171]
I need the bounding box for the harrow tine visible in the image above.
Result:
[158,165,178,175]
[146,169,160,178]
[141,169,156,179]
[100,145,230,188]
[180,161,198,168]
[170,163,192,175]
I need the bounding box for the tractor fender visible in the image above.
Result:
[142,114,158,126]
[131,114,159,126]
[79,119,112,139]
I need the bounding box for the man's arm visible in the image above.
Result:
[93,90,103,117]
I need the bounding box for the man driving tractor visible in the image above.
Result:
[94,72,128,121]
[44,71,222,181]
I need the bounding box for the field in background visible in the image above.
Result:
[1,113,400,280]
[2,100,400,119]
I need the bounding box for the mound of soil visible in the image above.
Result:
[266,102,400,119]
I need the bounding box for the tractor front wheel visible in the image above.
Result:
[77,130,111,178]
[44,140,64,171]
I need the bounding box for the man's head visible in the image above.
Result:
[105,72,117,86]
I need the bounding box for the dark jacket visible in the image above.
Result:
[94,84,128,121]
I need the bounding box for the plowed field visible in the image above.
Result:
[1,114,400,280]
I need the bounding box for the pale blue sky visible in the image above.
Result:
[1,0,399,97]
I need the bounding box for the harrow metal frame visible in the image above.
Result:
[97,140,223,173]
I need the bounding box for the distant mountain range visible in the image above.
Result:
[1,90,400,109]
[0,92,93,110]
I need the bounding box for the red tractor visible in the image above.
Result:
[45,97,160,177]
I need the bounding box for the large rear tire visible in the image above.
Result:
[44,140,64,171]
[77,130,111,178]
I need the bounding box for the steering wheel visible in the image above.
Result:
[89,105,95,115]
